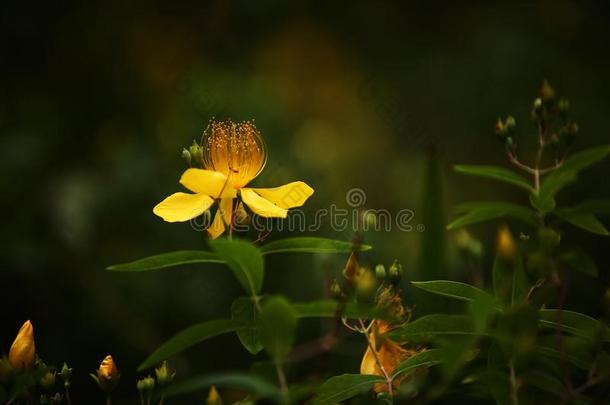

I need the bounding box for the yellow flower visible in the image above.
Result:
[9,320,36,370]
[153,119,314,238]
[360,320,413,393]
[94,355,120,392]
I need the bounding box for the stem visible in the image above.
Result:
[359,319,393,396]
[275,362,289,398]
[65,386,72,405]
[509,359,519,405]
[557,277,573,397]
[158,394,165,405]
[106,395,112,405]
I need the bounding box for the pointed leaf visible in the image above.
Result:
[447,201,537,229]
[138,319,242,370]
[538,309,608,342]
[531,170,578,213]
[259,297,297,363]
[389,315,482,342]
[492,254,530,306]
[557,249,599,277]
[231,297,263,354]
[158,373,281,401]
[454,165,534,192]
[107,251,223,272]
[391,349,445,378]
[411,280,498,306]
[312,374,385,405]
[555,145,610,173]
[260,237,371,255]
[209,239,264,296]
[555,210,609,236]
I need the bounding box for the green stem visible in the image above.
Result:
[65,386,72,405]
[275,362,289,398]
[509,359,519,405]
[359,319,393,396]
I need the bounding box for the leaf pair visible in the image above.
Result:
[450,145,610,234]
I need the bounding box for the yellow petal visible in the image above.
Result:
[250,181,314,209]
[207,198,233,239]
[179,169,236,199]
[241,188,288,218]
[153,192,214,222]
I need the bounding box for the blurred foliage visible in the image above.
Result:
[2,0,610,403]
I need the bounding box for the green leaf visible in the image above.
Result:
[454,165,535,192]
[447,201,538,229]
[411,280,498,306]
[259,237,371,255]
[531,170,577,213]
[538,309,608,342]
[158,373,281,401]
[492,254,530,307]
[555,210,609,236]
[106,251,223,272]
[557,249,599,277]
[259,297,298,363]
[555,145,610,173]
[209,239,264,296]
[533,145,610,213]
[312,374,385,405]
[391,349,445,378]
[570,198,610,215]
[231,297,263,355]
[138,319,242,371]
[389,315,481,342]
[535,335,594,370]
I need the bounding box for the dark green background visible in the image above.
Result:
[2,1,609,402]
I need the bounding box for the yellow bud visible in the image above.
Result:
[9,320,36,370]
[342,252,360,282]
[206,385,223,405]
[95,355,120,392]
[496,224,517,260]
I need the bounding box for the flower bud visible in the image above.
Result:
[49,393,62,405]
[342,252,359,283]
[532,98,544,120]
[539,80,556,103]
[92,355,120,392]
[496,224,517,260]
[9,320,36,370]
[189,141,204,166]
[330,278,344,299]
[181,148,192,165]
[355,268,377,302]
[375,264,387,280]
[206,385,223,405]
[154,361,175,386]
[60,363,72,387]
[40,371,56,390]
[388,260,403,284]
[504,116,516,133]
[495,117,507,142]
[136,375,155,392]
[538,228,561,251]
